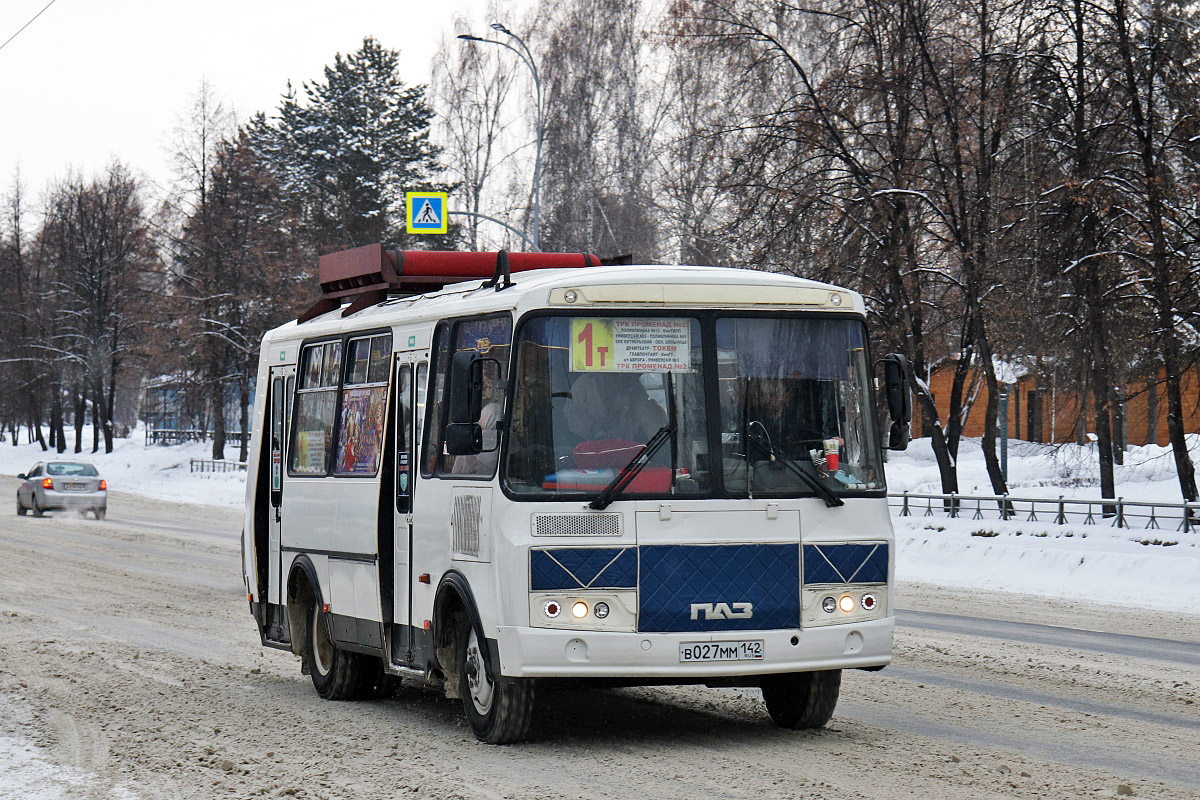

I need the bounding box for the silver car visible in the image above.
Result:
[16,461,107,519]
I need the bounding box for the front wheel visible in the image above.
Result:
[761,669,841,729]
[16,496,26,516]
[459,623,534,744]
[306,600,365,700]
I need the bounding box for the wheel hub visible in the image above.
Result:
[465,628,494,715]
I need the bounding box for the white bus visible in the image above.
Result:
[241,245,911,743]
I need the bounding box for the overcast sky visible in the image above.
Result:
[0,0,498,201]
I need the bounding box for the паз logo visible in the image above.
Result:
[690,602,753,620]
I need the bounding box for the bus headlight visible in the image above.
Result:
[838,595,855,613]
[821,596,837,614]
[571,601,589,619]
[593,602,610,619]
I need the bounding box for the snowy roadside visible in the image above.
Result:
[0,426,1196,614]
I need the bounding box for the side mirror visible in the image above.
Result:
[879,353,912,451]
[445,422,483,455]
[449,351,484,425]
[17,474,26,480]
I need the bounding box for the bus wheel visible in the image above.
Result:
[458,622,534,744]
[761,669,841,729]
[306,600,364,700]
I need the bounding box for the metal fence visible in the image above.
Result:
[147,429,249,446]
[890,491,1200,533]
[189,458,247,473]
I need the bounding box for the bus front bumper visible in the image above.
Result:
[495,616,893,679]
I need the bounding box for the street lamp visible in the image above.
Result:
[457,24,543,251]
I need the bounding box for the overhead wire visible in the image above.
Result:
[0,0,61,55]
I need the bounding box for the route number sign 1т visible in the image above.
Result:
[570,318,691,372]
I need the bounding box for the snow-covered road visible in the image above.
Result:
[0,482,1196,799]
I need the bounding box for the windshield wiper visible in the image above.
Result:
[745,425,844,508]
[588,425,675,510]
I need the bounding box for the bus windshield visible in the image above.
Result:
[503,313,884,499]
[716,316,883,496]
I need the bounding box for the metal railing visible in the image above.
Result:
[147,429,249,446]
[890,491,1200,533]
[189,458,247,473]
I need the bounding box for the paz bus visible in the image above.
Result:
[240,245,911,743]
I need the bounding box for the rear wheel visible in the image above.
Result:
[306,600,365,700]
[30,496,43,518]
[94,508,106,520]
[458,622,534,743]
[761,669,841,729]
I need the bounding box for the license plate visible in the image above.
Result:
[679,640,764,662]
[63,483,87,492]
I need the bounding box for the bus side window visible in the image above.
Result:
[421,324,451,477]
[437,314,513,478]
[396,363,412,512]
[290,341,341,476]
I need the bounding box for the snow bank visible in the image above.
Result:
[0,423,245,508]
[886,434,1200,504]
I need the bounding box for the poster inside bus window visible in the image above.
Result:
[570,318,691,372]
[335,386,387,475]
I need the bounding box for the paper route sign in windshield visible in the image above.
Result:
[570,318,691,372]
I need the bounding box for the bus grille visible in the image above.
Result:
[452,494,482,557]
[532,513,622,537]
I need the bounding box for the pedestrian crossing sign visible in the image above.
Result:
[405,192,448,235]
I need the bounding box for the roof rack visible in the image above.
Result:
[298,244,601,323]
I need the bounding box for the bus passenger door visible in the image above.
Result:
[393,361,417,657]
[267,366,294,609]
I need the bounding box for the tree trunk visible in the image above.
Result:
[238,369,251,463]
[104,357,117,453]
[212,379,227,461]
[1145,371,1159,446]
[74,386,85,453]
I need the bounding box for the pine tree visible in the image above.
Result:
[249,37,449,250]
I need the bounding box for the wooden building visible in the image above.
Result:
[913,361,1200,447]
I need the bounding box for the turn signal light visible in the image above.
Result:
[99,479,107,490]
[41,478,53,489]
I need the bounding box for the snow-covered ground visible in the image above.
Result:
[0,422,246,508]
[1,424,1197,614]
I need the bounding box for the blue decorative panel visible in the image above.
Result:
[803,543,889,585]
[638,544,800,633]
[530,548,636,591]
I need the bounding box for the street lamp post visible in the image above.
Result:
[458,24,542,252]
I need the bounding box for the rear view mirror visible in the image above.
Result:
[445,422,483,455]
[449,351,484,424]
[879,353,912,451]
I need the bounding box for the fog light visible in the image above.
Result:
[822,596,837,614]
[861,593,878,611]
[544,600,561,618]
[571,601,589,618]
[838,595,855,613]
[594,602,610,619]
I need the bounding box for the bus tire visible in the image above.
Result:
[458,621,534,744]
[761,669,841,729]
[306,600,364,700]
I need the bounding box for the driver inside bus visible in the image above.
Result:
[565,372,667,444]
